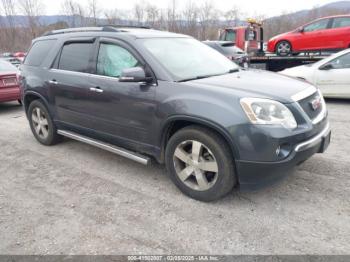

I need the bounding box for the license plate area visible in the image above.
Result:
[3,78,17,86]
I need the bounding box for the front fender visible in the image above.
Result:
[160,114,241,160]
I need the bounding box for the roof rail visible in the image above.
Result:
[43,25,151,36]
[100,24,151,29]
[43,26,119,36]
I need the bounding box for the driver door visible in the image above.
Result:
[297,18,332,51]
[315,52,350,97]
[86,38,157,148]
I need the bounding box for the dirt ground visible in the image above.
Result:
[0,100,349,255]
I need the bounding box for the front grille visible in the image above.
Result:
[298,91,323,121]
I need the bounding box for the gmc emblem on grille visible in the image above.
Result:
[310,96,322,111]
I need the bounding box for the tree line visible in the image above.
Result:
[0,0,349,52]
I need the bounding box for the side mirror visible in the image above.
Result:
[119,67,153,83]
[319,63,333,71]
[297,27,304,33]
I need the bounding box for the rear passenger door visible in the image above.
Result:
[328,17,350,49]
[48,38,96,129]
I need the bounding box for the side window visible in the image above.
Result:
[58,42,94,73]
[304,19,329,32]
[24,39,57,66]
[225,30,236,42]
[329,53,350,69]
[96,43,139,78]
[332,17,350,29]
[245,29,257,41]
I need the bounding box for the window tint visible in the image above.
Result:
[97,43,139,78]
[332,17,350,28]
[304,19,329,32]
[59,42,93,72]
[24,39,56,66]
[329,53,350,69]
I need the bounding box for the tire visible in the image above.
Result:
[28,100,62,146]
[276,41,292,56]
[165,126,236,202]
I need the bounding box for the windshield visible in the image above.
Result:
[0,59,17,72]
[140,38,238,81]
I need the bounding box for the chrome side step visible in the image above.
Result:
[57,130,150,165]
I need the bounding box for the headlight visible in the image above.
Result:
[240,98,297,129]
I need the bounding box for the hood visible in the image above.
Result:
[269,31,293,41]
[280,64,314,77]
[183,69,315,103]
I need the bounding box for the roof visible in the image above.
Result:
[41,26,188,39]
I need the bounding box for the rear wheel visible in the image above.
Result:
[165,126,236,202]
[276,41,292,56]
[28,100,62,145]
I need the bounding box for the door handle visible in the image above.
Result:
[90,87,104,93]
[49,79,58,85]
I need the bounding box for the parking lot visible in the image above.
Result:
[0,100,349,255]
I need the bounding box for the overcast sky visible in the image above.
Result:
[45,0,341,18]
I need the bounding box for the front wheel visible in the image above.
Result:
[276,41,292,56]
[165,126,236,202]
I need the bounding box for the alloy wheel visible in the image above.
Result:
[277,42,291,55]
[173,140,219,191]
[31,107,49,140]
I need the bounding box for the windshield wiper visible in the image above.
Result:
[228,68,239,73]
[177,68,239,82]
[177,74,221,82]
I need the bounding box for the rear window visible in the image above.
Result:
[58,42,93,73]
[24,39,56,66]
[219,43,245,56]
[220,45,236,56]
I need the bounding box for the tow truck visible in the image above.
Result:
[219,19,332,72]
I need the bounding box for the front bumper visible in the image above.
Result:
[267,40,276,53]
[236,123,331,190]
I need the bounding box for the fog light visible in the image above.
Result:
[276,143,292,159]
[276,146,281,156]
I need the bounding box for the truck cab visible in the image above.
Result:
[219,19,263,55]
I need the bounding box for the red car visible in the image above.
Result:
[0,59,21,104]
[267,15,350,56]
[13,52,26,62]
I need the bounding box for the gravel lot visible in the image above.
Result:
[0,100,349,255]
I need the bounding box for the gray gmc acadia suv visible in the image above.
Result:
[20,26,331,202]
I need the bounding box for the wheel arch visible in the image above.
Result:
[160,115,240,163]
[23,91,50,117]
[275,39,293,53]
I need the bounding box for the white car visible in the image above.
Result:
[280,49,350,99]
